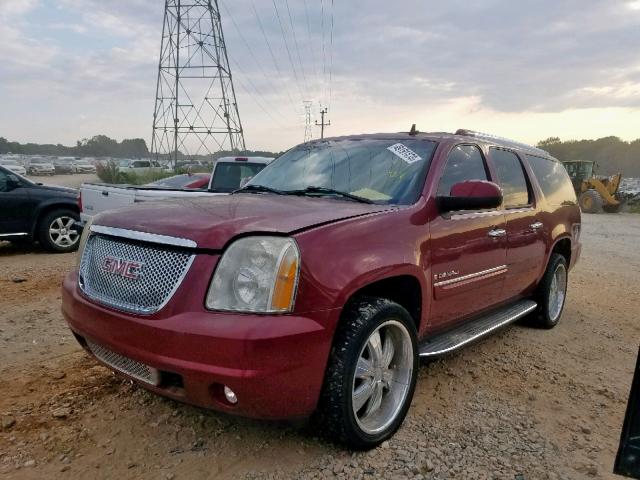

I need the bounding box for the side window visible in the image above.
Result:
[526,155,577,206]
[490,148,531,208]
[437,145,488,197]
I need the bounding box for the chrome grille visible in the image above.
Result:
[79,234,194,314]
[87,340,160,385]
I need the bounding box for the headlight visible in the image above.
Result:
[76,217,94,267]
[206,236,300,313]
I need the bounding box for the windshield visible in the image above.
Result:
[246,138,437,204]
[211,162,266,192]
[119,159,131,167]
[31,159,48,164]
[0,160,19,166]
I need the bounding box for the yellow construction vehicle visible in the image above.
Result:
[562,160,623,213]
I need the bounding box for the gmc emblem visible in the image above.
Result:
[101,256,144,280]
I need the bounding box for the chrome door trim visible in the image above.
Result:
[433,265,508,288]
[90,225,197,249]
[0,232,28,237]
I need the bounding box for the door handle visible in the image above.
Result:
[530,221,543,230]
[488,228,507,238]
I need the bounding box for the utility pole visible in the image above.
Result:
[151,0,245,170]
[303,101,313,143]
[315,107,331,139]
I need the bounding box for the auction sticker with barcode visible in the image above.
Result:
[387,143,423,164]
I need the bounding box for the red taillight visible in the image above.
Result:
[234,157,248,162]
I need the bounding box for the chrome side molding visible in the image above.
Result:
[90,224,197,249]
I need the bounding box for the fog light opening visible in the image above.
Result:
[224,386,238,405]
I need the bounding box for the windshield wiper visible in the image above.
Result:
[233,184,286,195]
[287,186,374,204]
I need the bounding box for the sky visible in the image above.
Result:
[1,0,640,152]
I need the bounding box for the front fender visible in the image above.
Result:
[293,206,429,323]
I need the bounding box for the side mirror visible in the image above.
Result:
[437,180,503,213]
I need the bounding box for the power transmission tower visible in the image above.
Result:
[303,101,313,143]
[151,0,245,170]
[315,107,331,139]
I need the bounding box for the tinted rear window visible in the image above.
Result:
[490,148,531,208]
[212,163,266,192]
[526,155,577,206]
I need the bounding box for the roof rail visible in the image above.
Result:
[455,129,549,156]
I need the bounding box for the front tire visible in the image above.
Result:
[37,209,80,253]
[316,297,418,450]
[579,190,603,213]
[532,253,568,329]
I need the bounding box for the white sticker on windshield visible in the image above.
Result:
[387,143,423,164]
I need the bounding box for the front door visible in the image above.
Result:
[0,170,31,235]
[428,144,507,330]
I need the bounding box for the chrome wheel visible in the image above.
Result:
[49,216,79,248]
[352,320,414,435]
[548,263,567,322]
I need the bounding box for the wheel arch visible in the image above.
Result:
[30,201,80,238]
[340,273,424,332]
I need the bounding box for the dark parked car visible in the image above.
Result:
[53,159,75,175]
[62,129,581,448]
[0,166,81,252]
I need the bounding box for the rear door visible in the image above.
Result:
[429,144,507,330]
[488,148,545,299]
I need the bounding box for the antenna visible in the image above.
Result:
[151,0,246,170]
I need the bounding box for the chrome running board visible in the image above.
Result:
[419,299,537,358]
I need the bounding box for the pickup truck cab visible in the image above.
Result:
[79,156,273,223]
[62,130,581,449]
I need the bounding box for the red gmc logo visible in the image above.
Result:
[101,256,144,280]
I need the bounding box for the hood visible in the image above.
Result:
[95,193,393,250]
[35,184,78,195]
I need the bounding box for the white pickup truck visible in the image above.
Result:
[80,156,273,224]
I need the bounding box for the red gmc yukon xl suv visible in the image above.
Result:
[62,129,581,449]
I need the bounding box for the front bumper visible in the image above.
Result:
[61,271,339,419]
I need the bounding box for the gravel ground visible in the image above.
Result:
[0,213,639,479]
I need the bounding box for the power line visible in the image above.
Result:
[302,0,321,101]
[328,0,335,111]
[220,1,297,114]
[250,0,299,112]
[320,0,327,107]
[271,0,306,103]
[230,57,289,129]
[283,0,309,98]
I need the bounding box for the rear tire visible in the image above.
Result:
[315,296,418,450]
[531,253,568,329]
[37,209,80,253]
[579,190,603,213]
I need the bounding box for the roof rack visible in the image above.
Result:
[455,129,549,156]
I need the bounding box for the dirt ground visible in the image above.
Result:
[25,174,98,189]
[0,213,639,479]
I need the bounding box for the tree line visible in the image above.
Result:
[538,136,640,177]
[2,133,638,176]
[0,135,282,161]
